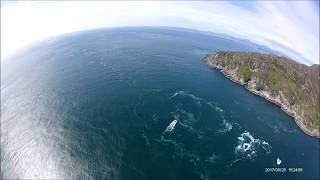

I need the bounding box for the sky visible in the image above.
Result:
[1,1,319,65]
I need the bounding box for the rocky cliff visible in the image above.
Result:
[203,51,319,138]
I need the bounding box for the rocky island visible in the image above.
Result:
[203,51,320,138]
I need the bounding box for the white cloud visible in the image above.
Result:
[1,1,319,65]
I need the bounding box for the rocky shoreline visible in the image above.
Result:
[203,56,320,138]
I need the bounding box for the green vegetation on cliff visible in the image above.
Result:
[204,51,320,137]
[239,64,252,82]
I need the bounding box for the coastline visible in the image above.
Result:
[203,58,320,139]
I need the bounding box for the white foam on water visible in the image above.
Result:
[152,114,158,123]
[261,141,272,154]
[216,119,233,134]
[172,110,202,137]
[206,153,220,164]
[227,158,245,168]
[170,91,225,126]
[233,122,242,130]
[207,102,217,109]
[170,91,215,108]
[141,132,151,147]
[234,131,272,161]
[170,91,185,99]
[215,107,224,113]
[173,114,180,121]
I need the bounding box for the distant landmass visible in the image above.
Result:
[203,51,320,138]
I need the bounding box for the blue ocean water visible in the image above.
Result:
[1,27,319,179]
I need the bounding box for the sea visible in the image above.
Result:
[1,27,319,179]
